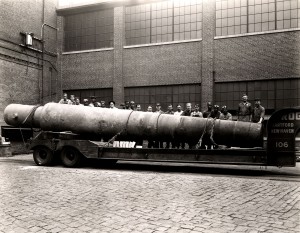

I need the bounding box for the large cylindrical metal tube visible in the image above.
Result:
[4,103,263,147]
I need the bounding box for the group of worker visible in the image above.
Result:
[58,93,114,108]
[58,93,265,149]
[58,93,264,123]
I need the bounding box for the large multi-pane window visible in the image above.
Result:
[215,79,300,113]
[125,84,201,111]
[64,9,113,52]
[216,0,248,35]
[216,0,300,37]
[277,0,300,29]
[125,0,203,46]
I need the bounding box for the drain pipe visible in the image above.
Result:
[40,0,45,104]
[41,23,58,104]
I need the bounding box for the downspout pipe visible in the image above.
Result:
[40,23,58,104]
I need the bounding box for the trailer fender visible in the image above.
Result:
[55,140,99,159]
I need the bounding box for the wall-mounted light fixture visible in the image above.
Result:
[25,32,34,47]
[19,32,42,53]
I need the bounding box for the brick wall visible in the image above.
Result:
[123,41,202,87]
[214,31,300,82]
[0,0,58,109]
[61,51,114,90]
[1,0,57,153]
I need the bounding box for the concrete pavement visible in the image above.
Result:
[0,154,299,233]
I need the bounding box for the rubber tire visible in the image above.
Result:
[33,146,54,166]
[60,147,82,168]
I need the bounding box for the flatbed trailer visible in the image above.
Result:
[29,131,267,167]
[3,104,300,168]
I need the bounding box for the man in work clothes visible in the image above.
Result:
[219,105,232,148]
[208,105,221,119]
[181,102,193,116]
[203,102,213,118]
[82,99,89,106]
[164,104,174,149]
[173,104,183,149]
[191,104,203,117]
[58,93,72,104]
[154,103,164,148]
[89,96,100,107]
[181,103,194,148]
[200,103,217,150]
[237,94,252,122]
[220,105,232,121]
[252,98,265,123]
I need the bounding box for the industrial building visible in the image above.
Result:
[1,0,300,127]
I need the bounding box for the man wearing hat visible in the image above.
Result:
[252,98,265,123]
[130,101,136,110]
[155,103,164,114]
[209,105,221,119]
[89,96,100,107]
[220,105,232,120]
[124,101,130,110]
[237,94,252,122]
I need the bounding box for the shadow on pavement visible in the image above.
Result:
[84,159,300,180]
[1,155,299,180]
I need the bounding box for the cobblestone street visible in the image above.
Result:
[0,155,299,233]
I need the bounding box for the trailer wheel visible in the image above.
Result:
[33,146,54,166]
[60,147,82,167]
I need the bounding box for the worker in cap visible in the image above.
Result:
[155,103,163,114]
[252,98,265,123]
[208,105,221,119]
[89,96,100,107]
[220,105,232,120]
[124,101,130,110]
[130,101,136,110]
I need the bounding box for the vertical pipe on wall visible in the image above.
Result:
[41,23,58,103]
[49,67,52,101]
[41,0,45,104]
[59,16,63,102]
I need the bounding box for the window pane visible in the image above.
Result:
[64,9,113,52]
[215,0,294,36]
